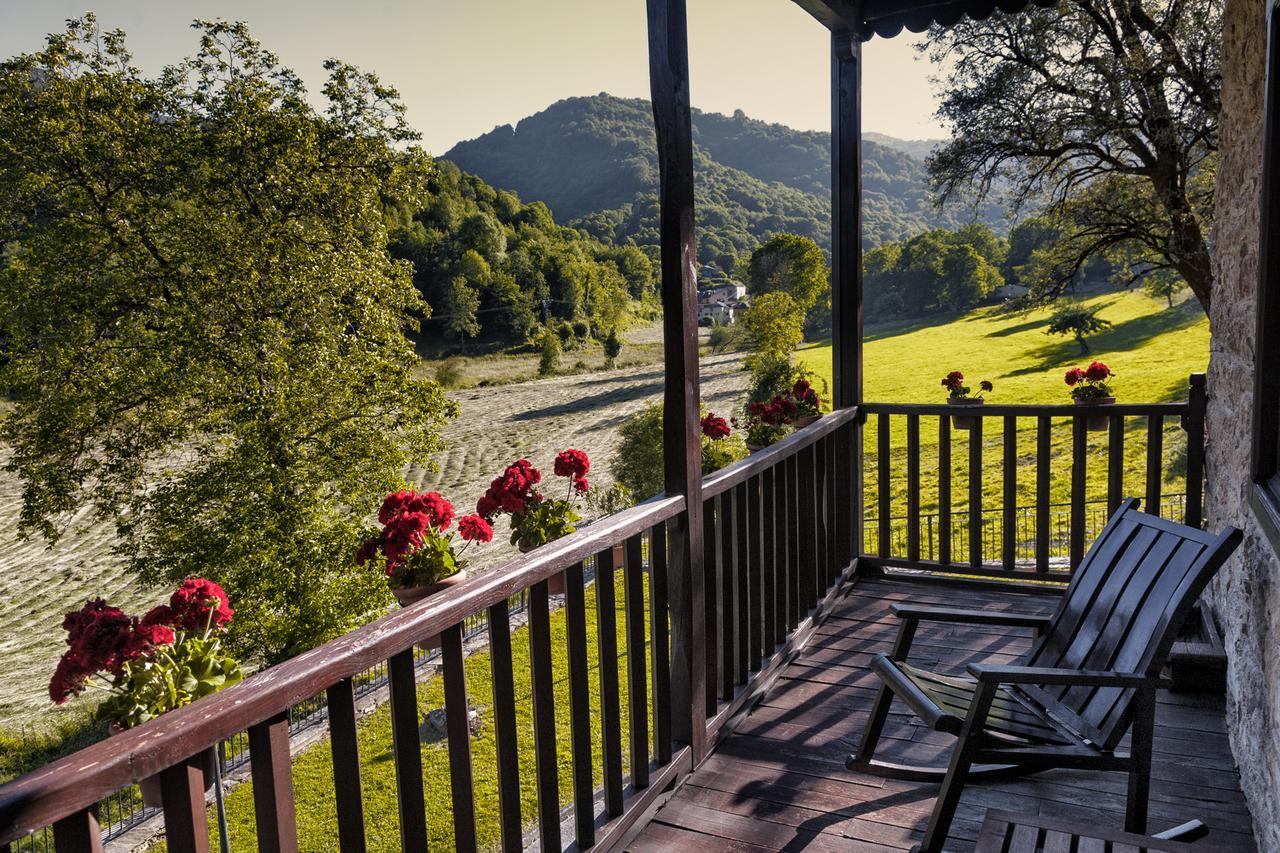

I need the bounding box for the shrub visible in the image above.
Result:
[538,329,563,376]
[602,327,623,368]
[572,319,591,339]
[433,358,464,388]
[1046,303,1112,353]
[613,403,747,501]
[708,323,745,353]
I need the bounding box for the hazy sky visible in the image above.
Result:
[0,1,946,155]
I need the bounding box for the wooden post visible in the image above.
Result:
[1185,373,1206,527]
[647,0,706,763]
[832,28,863,567]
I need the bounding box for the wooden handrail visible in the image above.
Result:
[702,406,859,499]
[860,401,1189,417]
[0,492,684,842]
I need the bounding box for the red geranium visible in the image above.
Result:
[1065,367,1085,386]
[572,475,590,493]
[1084,361,1111,382]
[457,514,494,543]
[942,370,964,391]
[980,380,994,392]
[700,413,731,440]
[554,448,590,479]
[168,578,234,632]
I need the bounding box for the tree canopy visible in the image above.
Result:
[0,17,456,663]
[925,0,1219,311]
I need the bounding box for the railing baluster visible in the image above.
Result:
[906,414,921,563]
[1070,415,1088,569]
[939,415,951,565]
[161,754,212,853]
[1185,373,1206,526]
[563,560,594,848]
[1146,414,1164,518]
[877,413,891,557]
[745,477,763,667]
[249,711,299,853]
[52,807,102,853]
[485,602,522,853]
[718,491,736,699]
[701,501,718,718]
[387,649,428,852]
[1108,414,1125,516]
[788,452,802,625]
[528,580,561,850]
[733,482,750,682]
[648,522,673,765]
[441,624,477,853]
[1036,416,1051,573]
[1002,415,1017,571]
[801,444,821,613]
[624,534,650,789]
[968,416,984,568]
[762,466,779,648]
[594,549,624,817]
[327,678,368,853]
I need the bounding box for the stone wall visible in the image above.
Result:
[1204,0,1279,849]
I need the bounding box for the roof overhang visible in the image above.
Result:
[792,0,1060,40]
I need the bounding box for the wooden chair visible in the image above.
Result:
[849,499,1242,853]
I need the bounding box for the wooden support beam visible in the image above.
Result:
[648,0,707,763]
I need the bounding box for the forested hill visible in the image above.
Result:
[443,93,1005,267]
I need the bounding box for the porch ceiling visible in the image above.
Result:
[791,0,1061,40]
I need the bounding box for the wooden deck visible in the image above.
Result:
[625,575,1256,852]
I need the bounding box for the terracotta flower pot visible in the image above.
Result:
[745,442,763,454]
[392,570,468,649]
[947,397,984,430]
[519,541,567,594]
[793,414,820,429]
[1074,396,1116,431]
[110,722,217,809]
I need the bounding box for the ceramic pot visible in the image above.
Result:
[110,723,217,809]
[793,414,820,429]
[946,397,984,430]
[1074,396,1116,431]
[745,442,763,454]
[519,541,567,594]
[392,570,469,649]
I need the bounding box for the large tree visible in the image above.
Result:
[0,18,456,663]
[925,0,1221,311]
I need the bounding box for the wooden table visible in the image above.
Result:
[976,810,1224,853]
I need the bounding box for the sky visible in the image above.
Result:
[0,1,947,155]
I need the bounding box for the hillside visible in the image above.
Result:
[444,94,1007,266]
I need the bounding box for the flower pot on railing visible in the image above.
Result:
[1073,397,1116,431]
[392,570,468,649]
[109,724,218,809]
[946,397,984,430]
[518,541,567,595]
[745,442,763,454]
[793,414,820,429]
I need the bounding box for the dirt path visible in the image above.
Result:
[0,350,749,728]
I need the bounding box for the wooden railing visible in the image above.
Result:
[0,407,859,853]
[858,374,1206,580]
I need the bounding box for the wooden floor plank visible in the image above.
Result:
[625,575,1256,853]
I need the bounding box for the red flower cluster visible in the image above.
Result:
[1084,361,1111,381]
[554,448,591,493]
[379,490,454,530]
[457,514,494,543]
[1065,368,1083,386]
[167,578,234,631]
[478,460,544,519]
[749,395,798,427]
[791,379,821,411]
[700,413,731,440]
[942,370,964,391]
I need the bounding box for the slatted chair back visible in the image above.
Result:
[1021,499,1241,750]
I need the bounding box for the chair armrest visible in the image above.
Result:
[967,663,1167,688]
[889,603,1052,630]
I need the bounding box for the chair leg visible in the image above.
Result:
[918,681,997,853]
[1126,684,1156,834]
[851,682,895,767]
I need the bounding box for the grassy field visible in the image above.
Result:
[798,290,1210,550]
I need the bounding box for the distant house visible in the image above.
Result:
[698,299,748,325]
[697,280,747,305]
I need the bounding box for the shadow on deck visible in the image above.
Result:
[625,576,1255,852]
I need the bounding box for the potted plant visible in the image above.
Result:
[741,396,794,452]
[700,412,748,470]
[942,370,993,430]
[477,449,590,594]
[1066,361,1116,430]
[355,490,492,647]
[49,580,244,808]
[788,378,823,428]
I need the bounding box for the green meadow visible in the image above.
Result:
[798,290,1210,553]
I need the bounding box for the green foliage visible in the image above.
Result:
[602,327,623,367]
[584,481,634,518]
[613,402,746,501]
[445,94,1007,264]
[509,499,579,549]
[0,18,456,664]
[741,292,805,373]
[1143,269,1187,307]
[864,225,1005,318]
[708,323,746,353]
[444,277,481,340]
[537,328,562,376]
[0,709,103,784]
[746,234,830,321]
[103,632,244,729]
[1046,304,1113,353]
[433,357,464,389]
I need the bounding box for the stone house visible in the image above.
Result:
[1204,0,1280,849]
